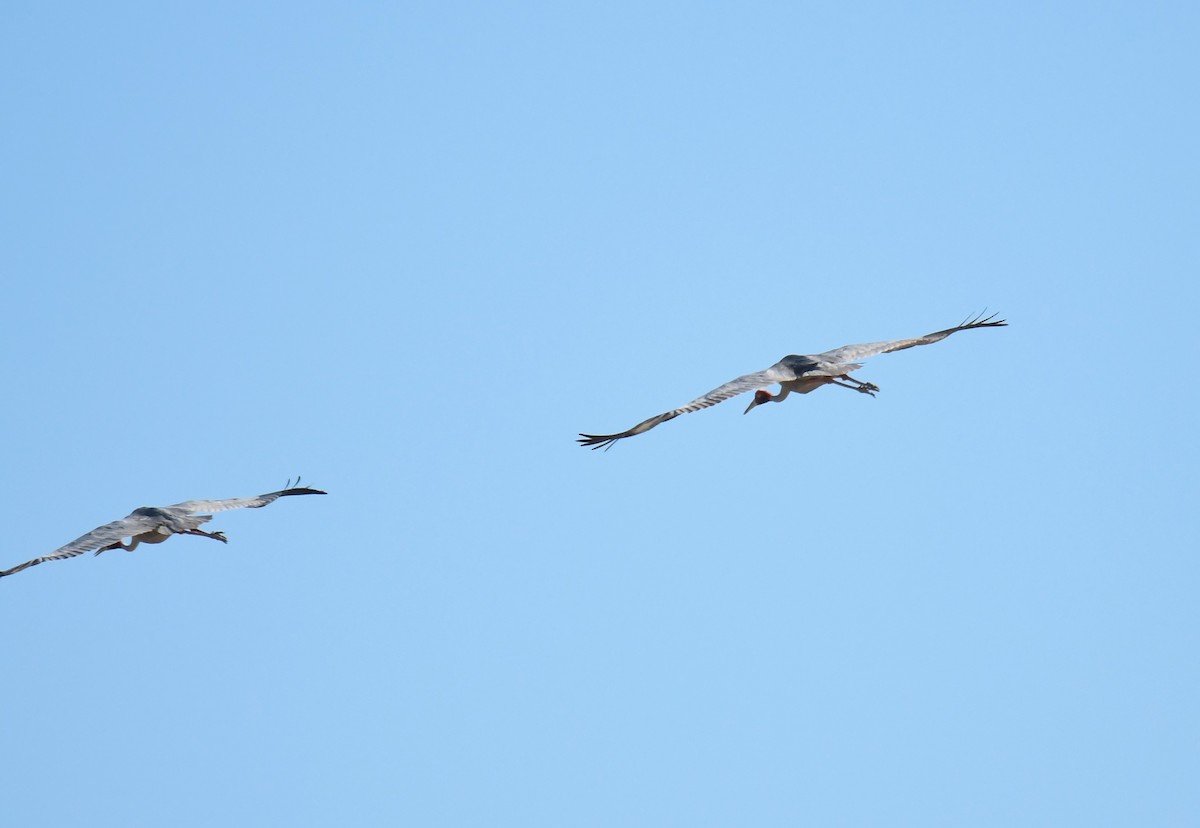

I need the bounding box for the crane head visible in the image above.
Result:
[744,389,773,414]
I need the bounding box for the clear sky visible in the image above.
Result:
[2,2,1197,826]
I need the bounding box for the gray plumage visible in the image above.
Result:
[1,482,327,579]
[578,312,1006,450]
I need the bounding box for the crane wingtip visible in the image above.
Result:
[578,433,620,451]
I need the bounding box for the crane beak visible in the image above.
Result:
[744,389,772,414]
[744,386,772,412]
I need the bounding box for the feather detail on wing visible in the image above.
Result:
[0,513,163,578]
[814,312,1007,364]
[169,486,327,514]
[578,364,795,450]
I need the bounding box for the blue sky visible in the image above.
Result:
[2,2,1197,825]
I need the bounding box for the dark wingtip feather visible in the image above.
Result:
[0,558,43,579]
[960,310,1007,329]
[578,433,620,451]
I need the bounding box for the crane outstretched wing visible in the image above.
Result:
[0,513,163,578]
[578,364,795,450]
[169,484,327,514]
[814,312,1006,364]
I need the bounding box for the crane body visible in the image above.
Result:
[1,482,326,579]
[579,313,1006,449]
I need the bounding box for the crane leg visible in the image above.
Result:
[830,378,878,396]
[185,528,228,544]
[843,376,880,391]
